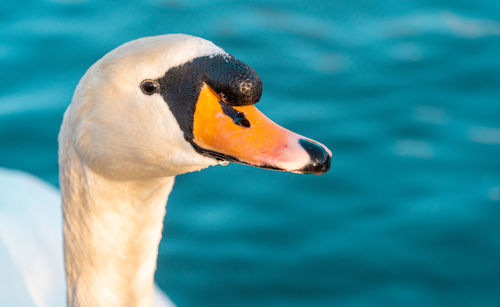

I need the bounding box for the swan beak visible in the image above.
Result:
[192,84,332,174]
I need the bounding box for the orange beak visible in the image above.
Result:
[192,84,331,174]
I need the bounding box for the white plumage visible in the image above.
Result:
[0,168,174,306]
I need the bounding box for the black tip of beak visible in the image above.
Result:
[298,139,331,175]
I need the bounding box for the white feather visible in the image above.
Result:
[0,168,175,306]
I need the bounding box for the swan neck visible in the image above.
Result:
[60,150,174,307]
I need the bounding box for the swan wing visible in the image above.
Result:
[0,168,175,307]
[0,237,37,307]
[0,168,65,307]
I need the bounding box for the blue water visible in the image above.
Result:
[1,0,500,306]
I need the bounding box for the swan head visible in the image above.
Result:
[60,34,331,179]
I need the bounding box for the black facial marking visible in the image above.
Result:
[157,54,262,145]
[219,100,250,128]
[204,56,262,106]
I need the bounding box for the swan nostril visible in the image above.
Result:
[234,117,250,128]
[219,100,251,128]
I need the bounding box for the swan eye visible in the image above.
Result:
[140,80,159,95]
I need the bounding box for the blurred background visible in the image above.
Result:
[1,0,500,306]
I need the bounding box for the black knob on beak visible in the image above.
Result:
[298,139,331,175]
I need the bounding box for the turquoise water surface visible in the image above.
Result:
[1,0,500,306]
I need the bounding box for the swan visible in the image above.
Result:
[0,34,331,307]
